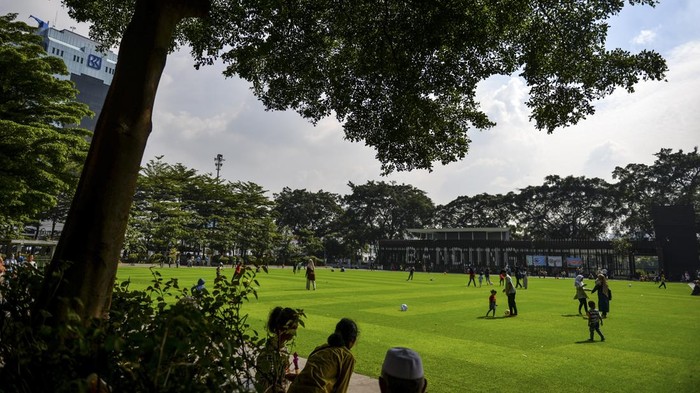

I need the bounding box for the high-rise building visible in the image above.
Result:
[31,16,118,132]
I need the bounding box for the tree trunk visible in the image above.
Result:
[35,0,210,323]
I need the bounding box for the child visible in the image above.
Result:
[586,300,605,342]
[478,271,484,287]
[486,289,497,317]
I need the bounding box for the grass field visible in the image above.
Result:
[116,265,699,393]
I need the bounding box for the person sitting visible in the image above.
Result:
[692,280,700,296]
[379,347,427,393]
[192,278,206,293]
[256,307,303,393]
[287,318,358,393]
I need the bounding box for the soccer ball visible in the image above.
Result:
[400,304,408,311]
[504,310,511,317]
[628,284,632,287]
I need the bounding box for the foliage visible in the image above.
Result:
[0,265,280,392]
[0,14,91,231]
[273,187,344,258]
[435,192,514,229]
[63,0,666,174]
[342,181,435,252]
[128,158,279,264]
[612,147,700,239]
[510,175,619,240]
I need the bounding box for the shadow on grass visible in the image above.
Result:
[575,340,602,344]
[562,314,585,318]
[477,316,509,320]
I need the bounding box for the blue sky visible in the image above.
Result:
[3,0,699,205]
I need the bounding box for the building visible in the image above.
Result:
[377,228,660,279]
[31,16,118,132]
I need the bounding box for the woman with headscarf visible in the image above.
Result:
[305,259,316,290]
[288,318,358,393]
[591,274,611,318]
[574,275,589,314]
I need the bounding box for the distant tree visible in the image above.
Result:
[128,158,196,260]
[273,187,344,258]
[343,181,434,256]
[612,147,700,239]
[0,14,91,235]
[510,175,617,240]
[41,0,668,322]
[435,193,513,229]
[226,181,277,263]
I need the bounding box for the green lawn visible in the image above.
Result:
[117,265,699,393]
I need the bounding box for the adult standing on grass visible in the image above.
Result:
[485,267,493,285]
[574,275,590,315]
[591,274,611,318]
[503,273,518,316]
[407,265,415,281]
[256,306,304,393]
[288,318,358,393]
[467,267,476,287]
[306,259,317,290]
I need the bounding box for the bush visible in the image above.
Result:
[0,265,269,392]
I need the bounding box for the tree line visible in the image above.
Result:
[117,148,699,266]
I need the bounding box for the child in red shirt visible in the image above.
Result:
[486,289,498,317]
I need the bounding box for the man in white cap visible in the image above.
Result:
[379,347,427,393]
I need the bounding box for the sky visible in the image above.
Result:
[3,0,699,205]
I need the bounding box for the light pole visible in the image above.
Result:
[214,154,225,179]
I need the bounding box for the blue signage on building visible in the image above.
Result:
[87,54,102,70]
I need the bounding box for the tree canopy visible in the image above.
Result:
[67,0,667,173]
[38,0,668,322]
[0,14,91,233]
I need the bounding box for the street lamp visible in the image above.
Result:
[214,154,225,179]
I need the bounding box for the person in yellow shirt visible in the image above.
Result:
[287,318,358,393]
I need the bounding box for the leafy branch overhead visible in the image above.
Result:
[66,0,667,173]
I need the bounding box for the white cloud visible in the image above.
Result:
[632,29,657,45]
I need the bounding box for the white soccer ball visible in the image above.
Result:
[400,304,408,311]
[504,310,511,316]
[628,284,632,287]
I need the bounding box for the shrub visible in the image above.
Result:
[0,265,273,392]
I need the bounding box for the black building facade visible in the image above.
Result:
[377,229,660,279]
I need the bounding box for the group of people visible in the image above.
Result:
[258,308,427,393]
[573,273,611,341]
[574,273,611,317]
[0,253,37,276]
[485,270,519,317]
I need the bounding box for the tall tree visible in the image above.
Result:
[41,0,668,321]
[343,181,435,254]
[510,175,617,240]
[0,14,91,236]
[435,193,513,229]
[612,147,700,239]
[226,181,277,263]
[129,158,196,259]
[273,187,343,258]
